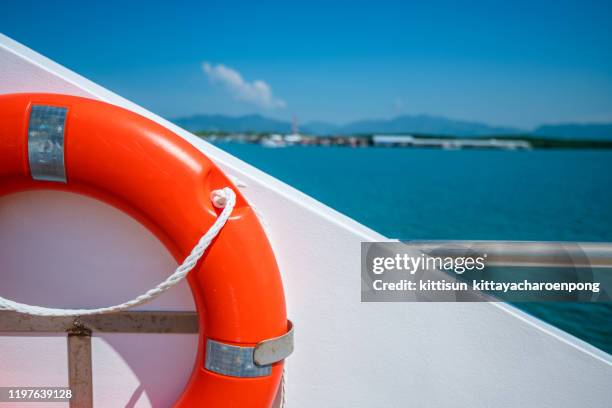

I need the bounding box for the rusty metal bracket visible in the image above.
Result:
[0,311,199,408]
[0,312,294,406]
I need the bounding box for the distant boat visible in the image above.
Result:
[261,134,287,148]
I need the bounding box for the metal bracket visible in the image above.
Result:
[0,311,199,408]
[204,320,294,378]
[254,320,294,366]
[1,312,294,399]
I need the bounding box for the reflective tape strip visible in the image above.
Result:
[28,105,67,183]
[205,339,272,377]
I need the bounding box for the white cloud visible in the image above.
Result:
[202,62,286,109]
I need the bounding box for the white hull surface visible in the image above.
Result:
[0,34,610,407]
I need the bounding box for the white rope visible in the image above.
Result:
[0,187,236,317]
[281,368,287,408]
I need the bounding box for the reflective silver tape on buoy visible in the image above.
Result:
[205,340,272,377]
[28,105,67,183]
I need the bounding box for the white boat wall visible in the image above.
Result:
[0,33,610,407]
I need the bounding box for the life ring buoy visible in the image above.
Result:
[0,93,288,407]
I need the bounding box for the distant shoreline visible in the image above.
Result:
[195,131,612,150]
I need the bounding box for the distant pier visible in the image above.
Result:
[201,132,533,150]
[372,135,531,150]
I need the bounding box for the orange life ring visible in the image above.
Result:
[0,93,288,407]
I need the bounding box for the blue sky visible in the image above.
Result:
[2,0,612,129]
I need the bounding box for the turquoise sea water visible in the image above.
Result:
[215,143,612,354]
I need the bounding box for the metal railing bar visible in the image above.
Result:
[0,311,199,333]
[0,311,199,408]
[68,328,93,408]
[403,241,612,268]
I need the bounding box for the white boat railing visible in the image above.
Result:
[403,240,612,268]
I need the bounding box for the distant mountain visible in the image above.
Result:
[172,112,612,139]
[174,114,292,133]
[534,124,612,140]
[173,113,522,136]
[302,120,339,135]
[303,115,521,136]
[335,114,520,136]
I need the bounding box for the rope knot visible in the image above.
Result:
[210,188,233,208]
